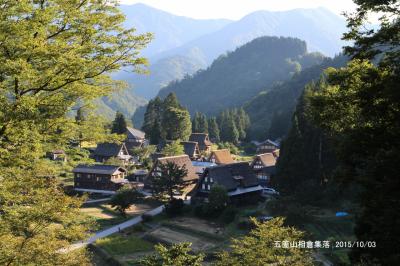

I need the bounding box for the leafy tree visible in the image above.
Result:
[130,145,157,169]
[208,117,220,142]
[110,187,144,217]
[306,1,400,263]
[141,242,204,266]
[162,106,192,141]
[0,168,92,265]
[111,111,128,134]
[207,185,229,215]
[215,218,313,266]
[151,162,188,201]
[218,142,240,155]
[162,140,184,157]
[72,108,123,148]
[234,108,250,140]
[0,0,151,264]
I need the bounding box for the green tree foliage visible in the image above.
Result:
[73,107,123,148]
[151,162,188,201]
[207,185,229,215]
[244,55,348,140]
[0,168,92,265]
[158,37,324,115]
[130,145,157,169]
[161,140,185,157]
[142,97,163,144]
[162,106,192,141]
[215,217,313,266]
[306,1,400,264]
[142,93,191,144]
[141,242,204,266]
[217,108,249,144]
[0,1,151,264]
[207,116,220,142]
[110,187,144,217]
[192,112,208,133]
[111,111,128,134]
[275,85,337,197]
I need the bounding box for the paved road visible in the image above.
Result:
[84,197,111,204]
[65,205,164,252]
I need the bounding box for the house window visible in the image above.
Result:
[207,185,211,190]
[210,177,213,182]
[76,173,81,178]
[205,177,208,182]
[202,184,205,190]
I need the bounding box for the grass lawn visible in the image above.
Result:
[96,234,154,256]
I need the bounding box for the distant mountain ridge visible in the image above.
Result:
[155,36,325,116]
[99,4,348,120]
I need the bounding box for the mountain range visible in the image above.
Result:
[98,4,349,121]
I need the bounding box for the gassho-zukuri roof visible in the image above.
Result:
[209,149,234,164]
[254,153,277,167]
[93,143,127,157]
[155,155,198,181]
[203,162,260,191]
[189,133,212,146]
[180,141,199,157]
[126,127,146,139]
[73,164,126,175]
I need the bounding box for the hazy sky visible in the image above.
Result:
[119,0,357,20]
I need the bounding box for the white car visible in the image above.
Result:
[262,188,280,196]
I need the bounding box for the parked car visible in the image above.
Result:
[257,216,274,222]
[262,188,280,196]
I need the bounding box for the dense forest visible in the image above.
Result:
[245,55,348,140]
[156,36,325,115]
[275,0,400,264]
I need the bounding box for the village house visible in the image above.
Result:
[125,127,147,150]
[189,133,212,153]
[47,149,67,162]
[180,141,200,160]
[147,154,199,196]
[92,142,132,163]
[254,139,280,154]
[73,164,128,191]
[209,149,234,164]
[195,162,263,203]
[250,153,277,186]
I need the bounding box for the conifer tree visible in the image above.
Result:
[111,111,128,134]
[208,117,220,142]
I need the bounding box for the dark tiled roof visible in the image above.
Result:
[203,162,259,191]
[156,155,198,181]
[254,153,277,167]
[73,164,126,175]
[258,139,280,148]
[94,143,125,157]
[126,127,145,139]
[209,149,234,164]
[189,133,212,148]
[180,141,199,157]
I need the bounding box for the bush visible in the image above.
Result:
[194,204,207,218]
[131,224,145,232]
[165,199,184,217]
[220,206,238,224]
[236,219,252,230]
[141,214,153,223]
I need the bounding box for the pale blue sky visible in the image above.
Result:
[119,0,357,20]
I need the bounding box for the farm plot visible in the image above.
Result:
[147,226,217,252]
[166,217,225,236]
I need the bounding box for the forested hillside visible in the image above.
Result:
[156,36,325,117]
[245,55,348,140]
